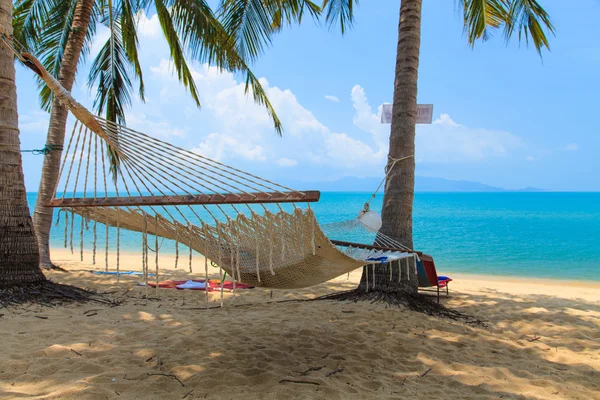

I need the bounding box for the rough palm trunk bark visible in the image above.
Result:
[357,0,421,293]
[0,0,45,287]
[32,0,95,269]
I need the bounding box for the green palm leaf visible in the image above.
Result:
[88,30,133,124]
[219,0,276,62]
[243,67,282,135]
[504,0,555,54]
[161,0,284,133]
[322,0,354,33]
[168,0,235,65]
[459,0,554,54]
[154,0,202,106]
[218,0,321,62]
[121,0,145,101]
[14,0,79,110]
[12,0,57,47]
[460,0,507,43]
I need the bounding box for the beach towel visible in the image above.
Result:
[143,280,254,291]
[91,270,156,277]
[176,280,208,289]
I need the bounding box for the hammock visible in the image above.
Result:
[17,51,418,290]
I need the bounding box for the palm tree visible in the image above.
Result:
[14,0,315,269]
[0,1,45,287]
[321,0,554,297]
[14,0,96,270]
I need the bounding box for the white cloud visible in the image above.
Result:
[139,61,525,174]
[16,9,573,192]
[19,111,49,134]
[417,115,522,163]
[95,18,527,183]
[267,91,326,136]
[89,27,110,59]
[147,61,383,171]
[351,86,381,136]
[526,155,540,161]
[349,85,388,160]
[324,132,383,167]
[565,143,578,151]
[127,112,186,138]
[348,89,521,164]
[192,133,267,162]
[277,157,298,167]
[138,13,161,38]
[434,113,462,127]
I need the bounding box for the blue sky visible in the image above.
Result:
[15,0,600,192]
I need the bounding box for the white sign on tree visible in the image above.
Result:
[381,104,433,124]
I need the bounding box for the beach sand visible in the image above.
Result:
[1,249,599,399]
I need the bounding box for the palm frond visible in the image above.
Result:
[14,0,79,110]
[12,0,58,47]
[504,0,555,55]
[219,0,276,62]
[460,0,507,43]
[166,0,229,67]
[244,68,283,135]
[89,0,135,179]
[155,0,202,106]
[79,0,103,66]
[218,0,321,62]
[121,0,145,101]
[270,0,321,30]
[165,0,284,134]
[322,0,355,34]
[88,21,134,124]
[460,0,554,54]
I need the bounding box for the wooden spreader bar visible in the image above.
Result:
[330,239,422,256]
[47,190,321,208]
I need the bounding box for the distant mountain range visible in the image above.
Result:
[289,176,545,193]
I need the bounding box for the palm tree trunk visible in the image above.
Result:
[0,0,45,287]
[357,0,421,293]
[32,0,95,269]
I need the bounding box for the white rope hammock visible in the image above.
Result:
[16,50,418,292]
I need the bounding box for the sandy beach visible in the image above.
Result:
[1,248,599,399]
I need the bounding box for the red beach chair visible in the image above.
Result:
[416,254,452,303]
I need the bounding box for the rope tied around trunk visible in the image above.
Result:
[0,143,64,155]
[363,154,415,211]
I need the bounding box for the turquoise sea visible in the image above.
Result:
[27,192,600,281]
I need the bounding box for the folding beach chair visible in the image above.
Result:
[416,254,452,303]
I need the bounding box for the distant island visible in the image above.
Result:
[290,176,545,193]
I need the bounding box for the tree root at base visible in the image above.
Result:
[0,280,117,308]
[40,262,68,272]
[315,289,485,325]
